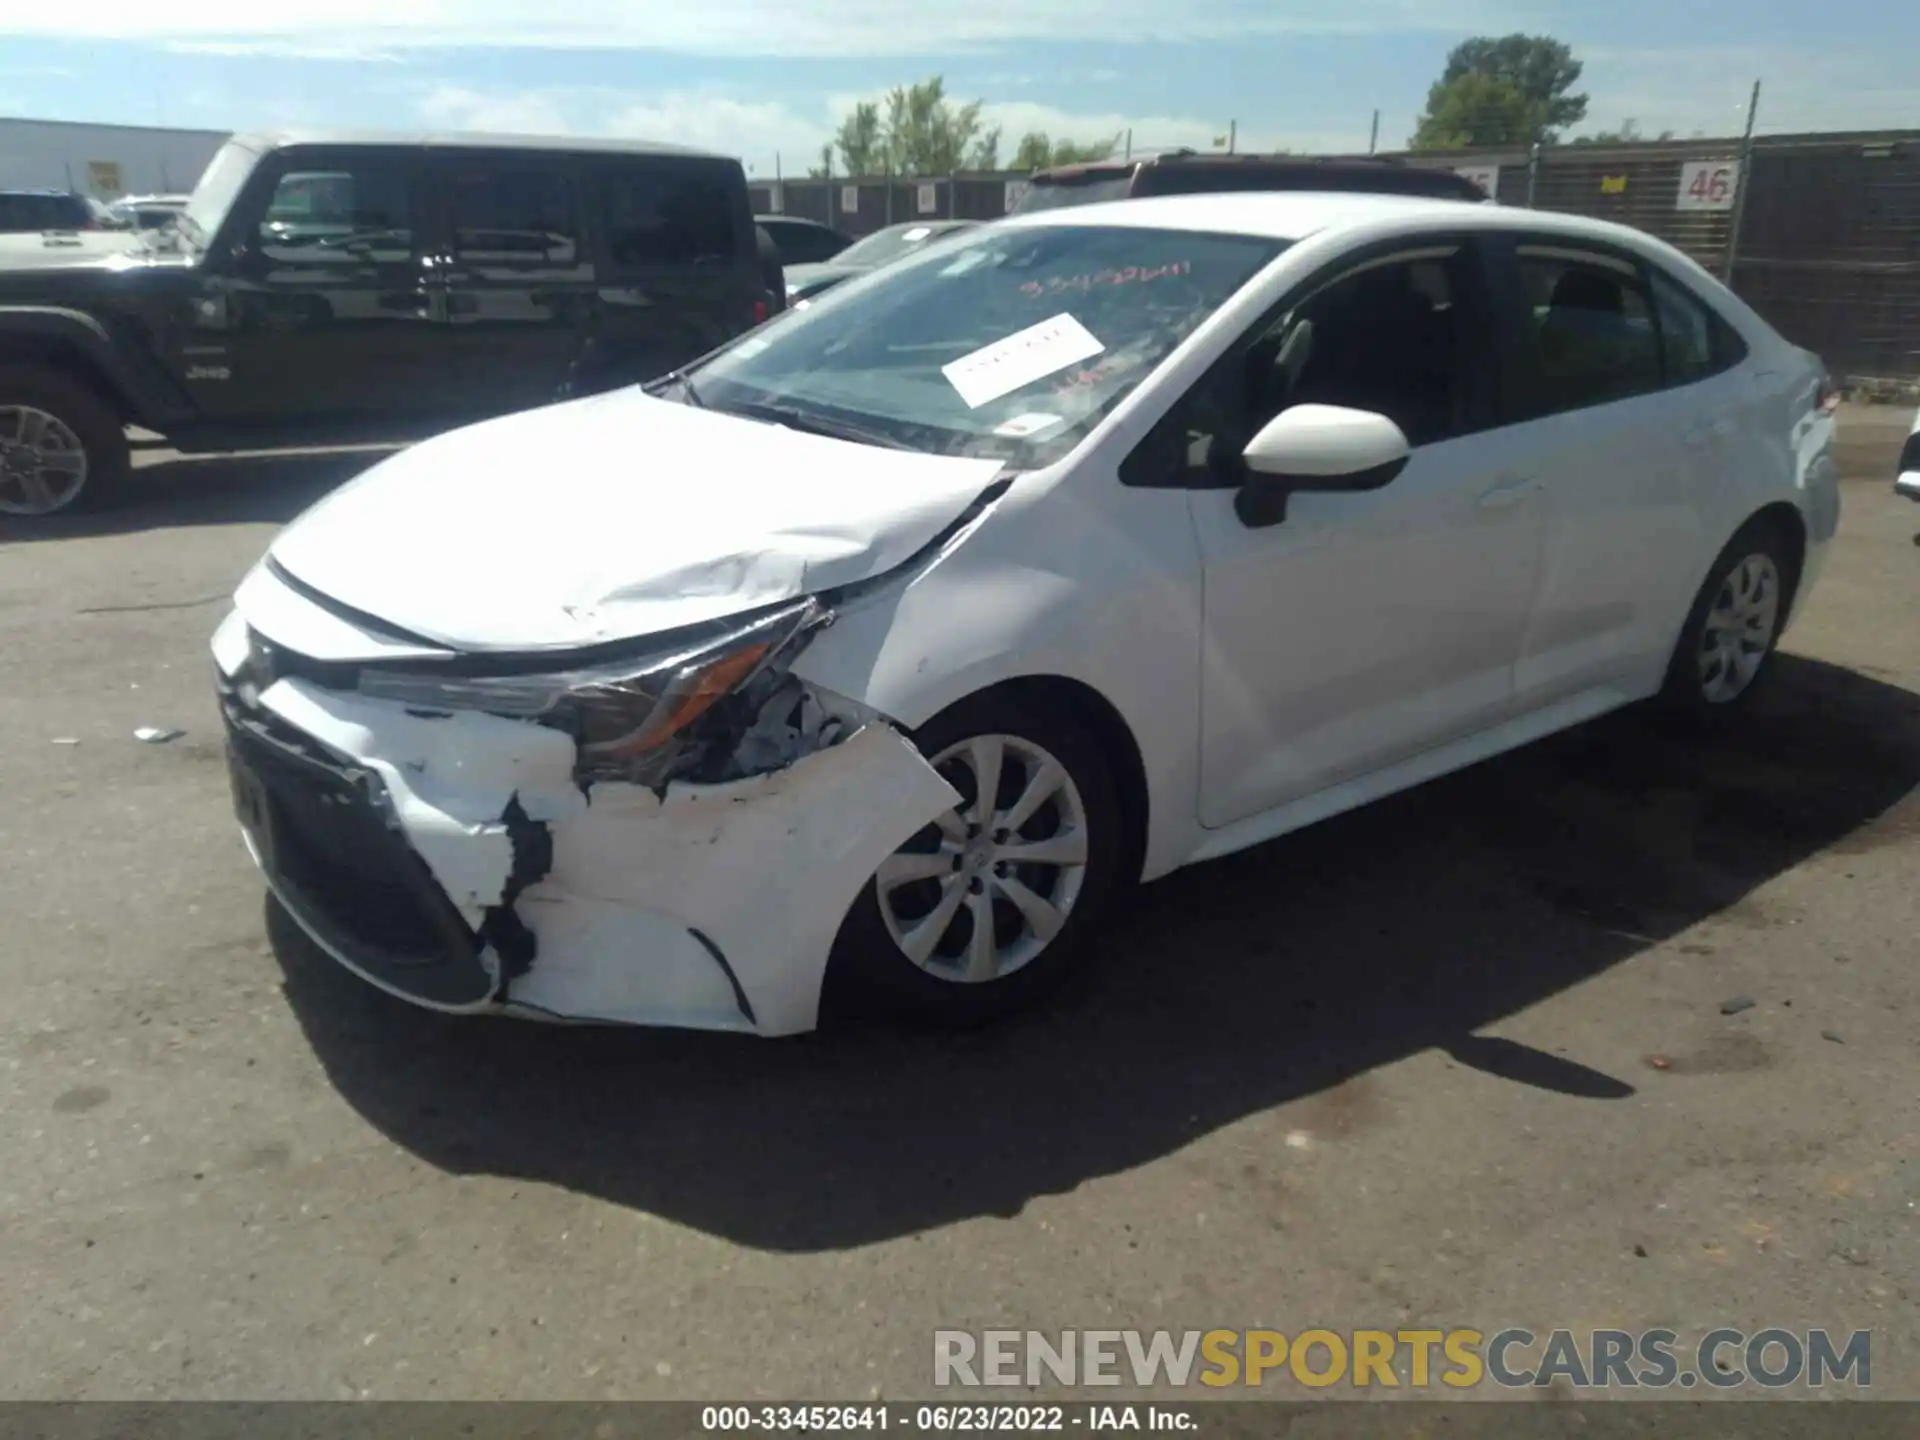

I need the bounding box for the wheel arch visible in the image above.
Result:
[911,673,1151,888]
[1742,499,1808,620]
[0,331,134,423]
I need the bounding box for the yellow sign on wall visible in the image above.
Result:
[1600,174,1628,194]
[86,161,124,199]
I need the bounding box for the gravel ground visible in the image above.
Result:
[0,408,1914,1402]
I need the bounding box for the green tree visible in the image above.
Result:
[1410,72,1540,149]
[806,143,834,179]
[1570,119,1676,145]
[834,76,1003,175]
[1411,33,1589,148]
[833,101,885,176]
[881,76,996,173]
[1010,131,1122,171]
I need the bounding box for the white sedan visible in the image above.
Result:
[213,191,1840,1035]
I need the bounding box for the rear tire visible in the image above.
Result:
[1655,516,1798,726]
[822,692,1124,1028]
[0,364,129,518]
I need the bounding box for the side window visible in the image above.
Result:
[598,161,741,270]
[1125,249,1486,488]
[450,166,582,271]
[1648,267,1744,387]
[1514,247,1661,415]
[792,227,843,263]
[256,166,415,263]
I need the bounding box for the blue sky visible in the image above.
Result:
[0,2,1913,178]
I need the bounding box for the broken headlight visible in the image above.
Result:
[355,598,832,786]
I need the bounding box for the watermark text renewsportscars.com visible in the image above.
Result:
[933,1328,1872,1391]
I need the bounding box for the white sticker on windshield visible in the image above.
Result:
[993,412,1067,439]
[732,336,771,358]
[942,313,1105,410]
[902,226,932,241]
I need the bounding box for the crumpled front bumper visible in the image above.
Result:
[214,611,960,1037]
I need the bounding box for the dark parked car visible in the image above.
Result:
[1007,151,1493,213]
[0,190,112,234]
[754,214,853,265]
[0,129,768,519]
[783,219,978,305]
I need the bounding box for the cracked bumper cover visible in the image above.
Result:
[221,645,960,1037]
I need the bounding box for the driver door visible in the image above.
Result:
[1174,238,1547,829]
[188,149,460,425]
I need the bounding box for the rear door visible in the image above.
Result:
[433,154,598,416]
[576,155,763,390]
[1485,235,1728,712]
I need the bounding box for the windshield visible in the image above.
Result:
[180,140,260,248]
[1009,175,1136,214]
[837,223,966,268]
[690,223,1285,465]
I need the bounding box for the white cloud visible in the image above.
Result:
[1574,45,1918,137]
[408,83,1259,176]
[0,0,1500,58]
[165,40,405,62]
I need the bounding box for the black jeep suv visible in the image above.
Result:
[0,130,770,519]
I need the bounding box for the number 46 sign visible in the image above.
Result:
[1677,160,1740,212]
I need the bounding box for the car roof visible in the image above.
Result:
[996,190,1661,251]
[754,215,841,228]
[232,128,729,161]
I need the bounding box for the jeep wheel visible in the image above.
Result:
[0,365,130,518]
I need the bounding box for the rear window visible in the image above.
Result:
[597,159,747,270]
[1009,174,1136,213]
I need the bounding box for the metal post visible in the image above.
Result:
[1525,141,1541,208]
[1228,120,1237,154]
[1368,110,1379,155]
[1723,79,1761,285]
[774,152,783,215]
[1124,128,1133,160]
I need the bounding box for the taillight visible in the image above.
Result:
[753,299,769,324]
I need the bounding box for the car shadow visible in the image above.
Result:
[1,446,394,542]
[264,653,1920,1252]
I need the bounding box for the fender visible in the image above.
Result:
[0,305,198,427]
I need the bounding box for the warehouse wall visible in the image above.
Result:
[0,117,230,198]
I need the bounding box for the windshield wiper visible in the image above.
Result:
[645,369,705,408]
[721,401,912,451]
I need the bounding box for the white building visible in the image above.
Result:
[0,117,229,199]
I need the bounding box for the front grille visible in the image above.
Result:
[226,699,495,1007]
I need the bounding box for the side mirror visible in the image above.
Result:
[1235,404,1411,528]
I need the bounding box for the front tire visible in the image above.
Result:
[824,692,1124,1027]
[1656,517,1798,724]
[0,364,129,518]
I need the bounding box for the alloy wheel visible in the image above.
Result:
[876,733,1091,984]
[1698,552,1781,704]
[0,405,90,516]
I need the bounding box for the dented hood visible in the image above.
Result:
[266,388,1007,652]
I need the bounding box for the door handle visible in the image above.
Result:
[1478,477,1542,510]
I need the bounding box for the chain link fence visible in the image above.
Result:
[750,128,1920,382]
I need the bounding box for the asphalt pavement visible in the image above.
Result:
[0,409,1915,1401]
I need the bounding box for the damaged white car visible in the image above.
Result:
[215,193,1838,1036]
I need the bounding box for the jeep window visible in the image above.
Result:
[452,166,583,270]
[598,160,742,270]
[687,224,1285,465]
[256,168,414,263]
[180,140,258,248]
